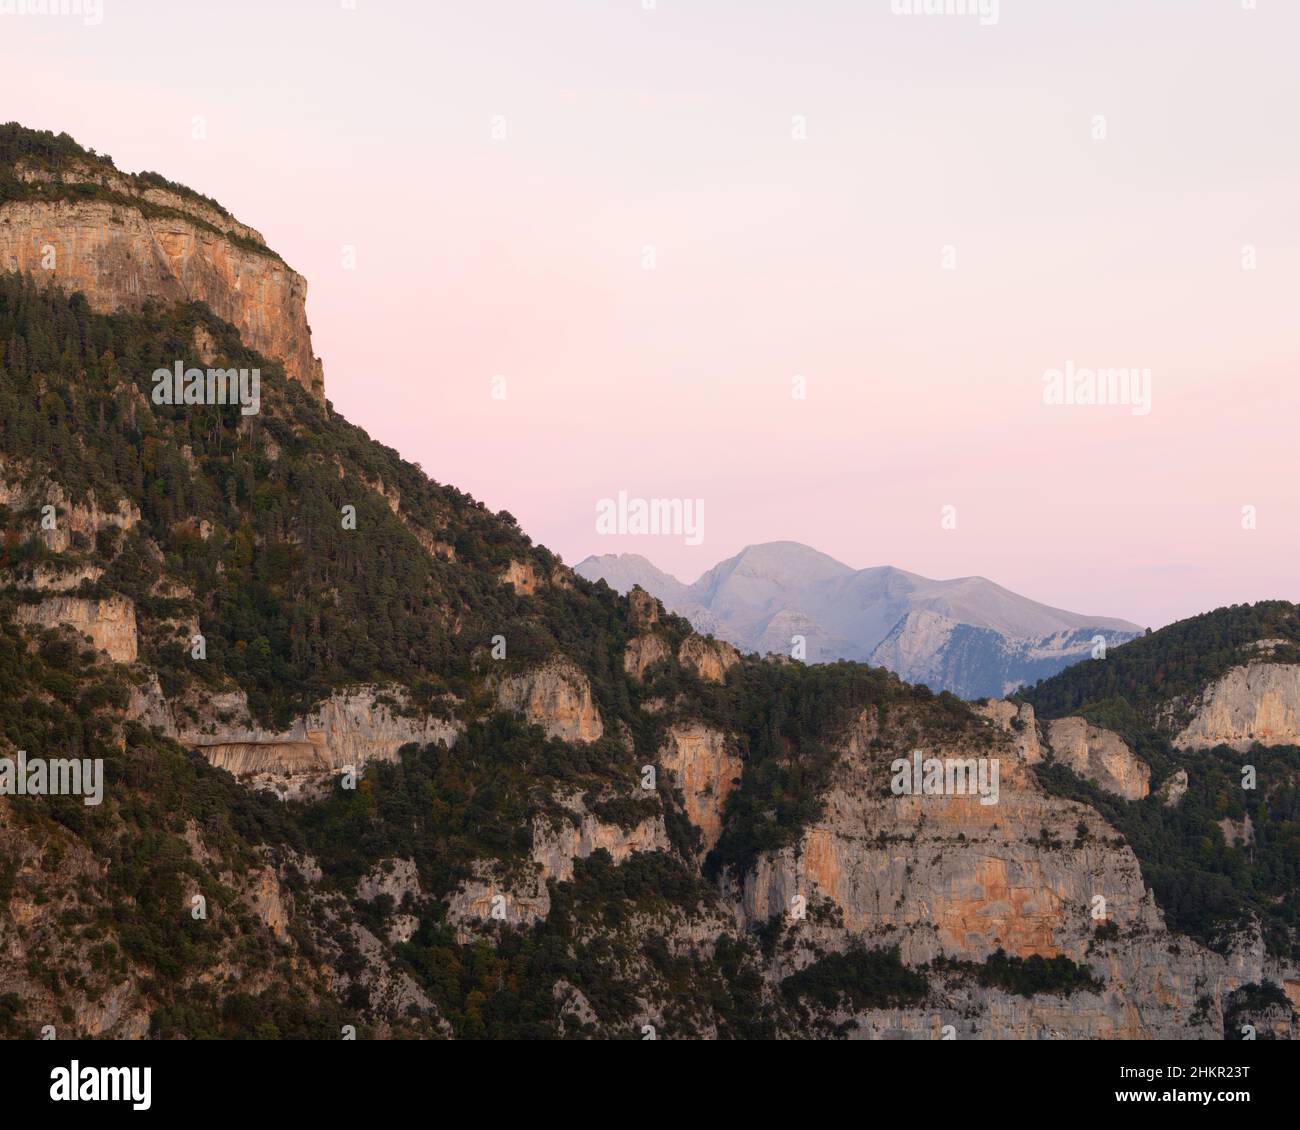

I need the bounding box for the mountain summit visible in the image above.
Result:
[576,541,1142,698]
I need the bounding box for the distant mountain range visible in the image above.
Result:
[576,541,1143,699]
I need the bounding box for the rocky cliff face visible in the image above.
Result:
[1159,768,1189,807]
[1045,717,1150,800]
[13,594,137,662]
[446,791,669,940]
[736,707,1155,963]
[129,682,459,795]
[500,558,543,595]
[496,657,604,742]
[1174,663,1300,751]
[973,699,1042,762]
[974,701,1149,800]
[623,632,670,681]
[731,704,1294,1038]
[0,162,323,395]
[676,634,739,684]
[622,588,674,680]
[0,471,139,555]
[658,722,742,852]
[531,791,669,884]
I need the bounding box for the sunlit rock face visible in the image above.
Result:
[1174,663,1300,751]
[0,162,323,395]
[1045,717,1150,800]
[496,657,604,742]
[13,595,137,662]
[728,705,1295,1038]
[126,683,459,796]
[658,722,742,853]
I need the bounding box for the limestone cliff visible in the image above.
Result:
[0,471,139,555]
[1174,662,1300,751]
[736,708,1157,964]
[627,585,660,630]
[496,656,603,742]
[13,594,137,662]
[500,558,543,595]
[130,682,459,794]
[657,722,743,852]
[973,699,1042,763]
[677,634,739,684]
[446,791,668,940]
[623,632,670,681]
[731,705,1294,1038]
[0,161,323,395]
[531,791,669,883]
[1045,717,1150,800]
[1159,768,1189,808]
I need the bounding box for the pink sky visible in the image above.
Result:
[2,0,1297,628]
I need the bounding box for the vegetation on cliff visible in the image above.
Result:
[1020,601,1300,734]
[1,122,229,214]
[1023,602,1300,960]
[2,186,1296,1037]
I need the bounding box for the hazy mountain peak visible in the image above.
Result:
[578,542,1142,698]
[574,552,687,602]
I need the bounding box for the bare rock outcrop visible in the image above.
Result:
[496,657,603,742]
[732,706,1293,1038]
[1159,768,1188,808]
[532,792,669,883]
[447,792,668,940]
[445,862,551,942]
[356,859,424,943]
[241,865,291,943]
[628,586,660,630]
[500,559,543,596]
[13,594,137,662]
[623,633,670,681]
[1045,717,1150,800]
[356,858,422,906]
[554,980,599,1034]
[736,717,1158,967]
[973,699,1042,763]
[677,634,740,684]
[10,563,104,593]
[1174,663,1300,751]
[0,184,324,395]
[132,683,459,794]
[0,474,139,554]
[658,723,743,852]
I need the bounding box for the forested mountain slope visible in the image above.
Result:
[1,125,1295,1039]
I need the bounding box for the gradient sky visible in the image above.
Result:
[2,0,1297,629]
